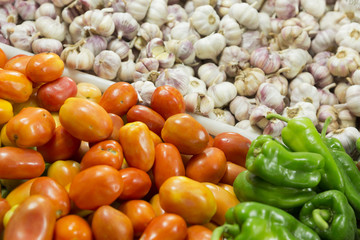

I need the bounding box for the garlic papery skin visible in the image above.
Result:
[277,25,311,50]
[283,102,318,125]
[83,35,108,57]
[52,0,72,7]
[335,81,350,104]
[338,0,360,23]
[288,72,315,95]
[112,12,139,40]
[167,4,188,26]
[290,82,321,110]
[165,39,196,65]
[266,75,289,96]
[279,48,312,79]
[207,81,237,108]
[145,38,175,68]
[263,119,287,137]
[193,0,217,8]
[155,68,190,95]
[313,51,334,66]
[300,0,326,18]
[306,62,333,88]
[208,108,235,126]
[35,16,66,42]
[310,29,337,54]
[234,67,266,97]
[342,85,360,117]
[338,109,356,128]
[131,81,156,106]
[335,23,360,52]
[246,0,264,10]
[32,38,63,55]
[35,2,57,19]
[275,0,299,20]
[93,50,121,80]
[317,83,339,106]
[172,64,195,76]
[297,11,319,36]
[240,30,268,54]
[0,3,18,24]
[133,58,160,82]
[250,47,281,74]
[125,0,151,22]
[61,40,95,71]
[191,5,220,36]
[235,119,263,136]
[14,0,37,21]
[316,105,340,133]
[145,0,168,27]
[230,96,256,121]
[327,46,360,77]
[61,1,85,24]
[352,69,360,85]
[228,2,259,30]
[216,0,242,17]
[219,46,250,77]
[260,0,276,15]
[135,23,163,50]
[117,51,136,82]
[319,11,351,31]
[184,92,215,116]
[9,21,39,52]
[170,22,200,44]
[256,82,285,113]
[249,104,276,129]
[194,33,226,63]
[187,77,207,95]
[218,15,243,46]
[107,39,130,60]
[197,62,226,87]
[327,127,360,155]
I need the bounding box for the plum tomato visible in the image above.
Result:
[149,194,165,217]
[106,113,124,142]
[0,99,13,125]
[0,48,7,68]
[118,167,152,200]
[0,69,33,103]
[54,214,92,240]
[0,198,11,233]
[76,82,102,103]
[186,225,212,240]
[220,162,247,185]
[47,160,81,188]
[3,55,32,75]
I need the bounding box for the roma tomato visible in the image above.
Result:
[81,140,123,170]
[3,195,56,240]
[118,167,152,200]
[12,90,39,114]
[59,97,113,142]
[220,161,247,185]
[107,113,124,142]
[218,183,236,196]
[25,52,64,83]
[6,107,56,148]
[47,160,81,188]
[185,147,227,184]
[119,122,155,172]
[0,147,45,179]
[69,165,123,210]
[0,124,15,147]
[149,194,165,217]
[37,76,78,112]
[161,113,209,155]
[0,99,13,125]
[140,213,187,240]
[0,47,7,67]
[3,55,32,75]
[150,85,185,120]
[98,82,138,116]
[92,205,133,240]
[150,130,163,146]
[5,179,36,207]
[0,69,33,103]
[212,132,251,167]
[159,176,217,225]
[153,143,185,189]
[126,105,165,136]
[54,214,92,240]
[0,198,11,233]
[186,225,212,240]
[118,200,156,237]
[76,82,102,103]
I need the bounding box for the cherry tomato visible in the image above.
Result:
[98,82,138,116]
[186,225,212,240]
[159,176,217,225]
[140,213,187,240]
[0,99,13,125]
[118,200,156,237]
[81,140,123,170]
[5,179,36,207]
[3,55,32,75]
[0,48,7,68]
[92,205,133,240]
[69,165,123,210]
[107,113,124,142]
[150,85,185,120]
[25,52,64,83]
[4,195,56,240]
[6,107,56,148]
[47,160,81,188]
[76,82,102,103]
[54,214,92,240]
[161,113,209,155]
[59,97,113,142]
[153,143,185,189]
[220,161,247,185]
[119,122,155,172]
[0,69,33,103]
[0,147,45,179]
[118,167,152,200]
[149,194,165,217]
[0,198,11,233]
[213,132,251,167]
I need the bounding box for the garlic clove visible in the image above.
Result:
[197,62,226,87]
[283,102,318,126]
[228,2,259,30]
[219,46,250,77]
[234,67,266,97]
[93,50,121,80]
[263,119,287,137]
[250,47,280,74]
[155,68,190,95]
[194,33,226,63]
[275,0,299,20]
[316,105,340,133]
[229,96,256,121]
[191,5,220,36]
[187,76,207,95]
[131,80,156,106]
[108,38,131,60]
[290,82,320,110]
[32,38,63,56]
[206,81,237,108]
[249,104,276,129]
[112,12,140,40]
[256,82,285,113]
[83,35,107,57]
[218,15,243,46]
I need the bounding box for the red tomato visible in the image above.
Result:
[81,140,123,170]
[107,113,124,142]
[69,165,123,210]
[126,105,165,136]
[0,48,7,68]
[220,161,247,185]
[0,147,45,179]
[0,198,11,233]
[54,214,92,240]
[118,200,156,237]
[213,132,251,167]
[3,55,32,75]
[161,113,209,155]
[37,76,78,112]
[153,143,185,189]
[0,69,33,103]
[3,195,56,240]
[140,213,187,240]
[47,160,81,188]
[91,205,133,240]
[98,82,138,116]
[186,225,212,240]
[118,167,152,200]
[25,52,64,83]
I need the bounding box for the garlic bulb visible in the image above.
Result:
[319,11,351,31]
[9,21,39,52]
[335,81,350,104]
[338,109,356,128]
[187,76,207,95]
[208,108,235,126]
[229,96,256,121]
[107,39,130,60]
[0,3,18,25]
[134,58,160,82]
[172,64,195,76]
[35,16,66,42]
[81,35,107,57]
[207,82,237,108]
[240,30,268,54]
[278,25,311,50]
[275,0,299,20]
[32,38,63,55]
[235,119,262,136]
[283,102,318,125]
[265,75,289,96]
[256,83,285,113]
[155,68,190,95]
[184,92,215,116]
[335,23,360,52]
[93,50,121,80]
[112,12,139,40]
[216,0,242,17]
[279,48,312,79]
[165,39,196,65]
[263,119,287,137]
[135,22,163,50]
[61,40,95,70]
[131,81,156,106]
[310,29,337,54]
[117,51,136,82]
[249,104,276,129]
[352,69,360,85]
[317,105,340,133]
[219,46,250,77]
[194,33,226,63]
[218,15,243,46]
[306,62,333,88]
[14,0,37,21]
[297,12,319,36]
[327,127,360,155]
[193,0,217,8]
[300,0,326,18]
[145,0,168,27]
[341,85,360,117]
[61,1,85,24]
[197,62,226,87]
[313,51,334,66]
[327,46,360,77]
[317,83,339,106]
[228,2,259,30]
[52,0,72,7]
[170,22,200,44]
[260,0,276,15]
[146,38,175,69]
[338,0,360,23]
[184,0,195,16]
[191,5,220,36]
[167,4,188,27]
[125,0,151,22]
[234,67,266,97]
[288,72,315,95]
[290,82,321,110]
[35,3,58,20]
[250,47,281,74]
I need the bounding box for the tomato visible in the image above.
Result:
[0,48,7,68]
[69,165,123,210]
[81,140,123,170]
[161,113,209,155]
[126,105,165,136]
[76,82,102,103]
[149,194,165,217]
[207,134,214,147]
[153,143,185,189]
[0,124,15,147]
[107,113,124,142]
[54,214,92,240]
[150,130,163,146]
[0,99,13,125]
[5,179,36,207]
[3,55,32,75]
[0,198,11,233]
[0,147,45,179]
[218,183,236,196]
[25,52,64,83]
[159,176,217,225]
[118,167,152,200]
[0,69,33,103]
[3,195,56,240]
[185,147,227,184]
[220,161,247,185]
[186,225,212,240]
[12,89,39,114]
[6,107,55,148]
[119,122,155,172]
[30,177,70,218]
[98,82,138,116]
[150,85,185,120]
[140,213,187,240]
[2,204,18,228]
[118,200,156,237]
[37,76,78,112]
[212,132,251,167]
[59,97,113,142]
[47,160,81,188]
[92,205,133,240]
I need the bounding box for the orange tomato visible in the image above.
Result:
[5,179,36,207]
[54,214,92,240]
[0,69,33,103]
[118,168,152,200]
[150,130,163,146]
[3,55,32,75]
[76,82,102,103]
[0,48,7,68]
[107,113,124,142]
[47,160,81,188]
[220,161,247,185]
[186,225,212,240]
[218,183,236,196]
[149,194,165,217]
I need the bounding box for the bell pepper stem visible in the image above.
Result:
[312,209,331,231]
[211,224,241,240]
[266,113,289,123]
[321,117,332,138]
[211,226,225,240]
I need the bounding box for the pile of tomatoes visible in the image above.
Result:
[0,47,251,240]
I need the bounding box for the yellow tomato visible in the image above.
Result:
[3,204,18,228]
[51,112,61,127]
[76,82,102,103]
[0,99,13,125]
[5,178,37,207]
[47,160,81,188]
[0,124,15,147]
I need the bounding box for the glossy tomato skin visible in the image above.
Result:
[0,48,7,68]
[5,179,36,207]
[0,99,13,125]
[107,113,124,142]
[92,205,133,240]
[0,198,11,233]
[98,82,138,116]
[69,165,123,210]
[37,76,78,112]
[220,161,247,185]
[186,225,212,240]
[118,168,152,200]
[76,82,102,103]
[54,214,92,240]
[47,160,81,188]
[212,132,251,167]
[3,195,57,240]
[59,97,113,142]
[3,55,32,75]
[150,85,185,120]
[0,147,45,179]
[149,194,165,217]
[161,113,209,155]
[0,69,33,103]
[140,213,187,240]
[150,130,163,146]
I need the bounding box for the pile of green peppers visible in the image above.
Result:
[212,115,360,240]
